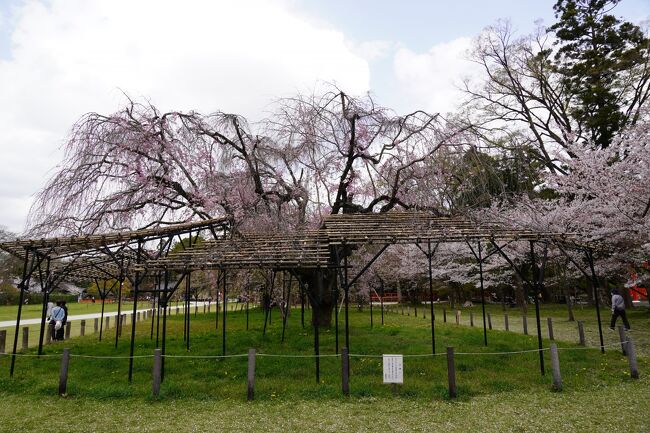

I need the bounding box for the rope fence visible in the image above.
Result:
[1,337,641,400]
[1,339,640,359]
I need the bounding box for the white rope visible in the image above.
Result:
[5,339,644,360]
[257,353,341,358]
[71,354,153,359]
[1,353,61,357]
[455,348,549,355]
[163,354,248,359]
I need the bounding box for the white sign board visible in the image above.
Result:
[382,354,403,384]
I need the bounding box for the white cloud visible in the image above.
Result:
[0,0,370,233]
[350,39,394,62]
[393,37,479,115]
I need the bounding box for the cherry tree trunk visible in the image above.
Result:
[301,269,336,327]
[513,273,527,314]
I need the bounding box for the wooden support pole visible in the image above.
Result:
[618,326,627,356]
[106,316,110,330]
[94,318,98,333]
[547,317,554,340]
[247,348,256,401]
[58,348,70,396]
[341,347,350,396]
[577,321,585,346]
[522,315,528,335]
[446,346,456,399]
[455,310,460,325]
[80,320,86,337]
[487,313,492,330]
[22,326,28,351]
[152,348,162,397]
[46,322,53,344]
[443,308,446,323]
[549,343,562,391]
[0,329,6,354]
[626,336,639,379]
[505,313,509,331]
[65,322,71,340]
[470,311,474,327]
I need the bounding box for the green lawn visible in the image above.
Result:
[0,303,647,432]
[0,301,137,322]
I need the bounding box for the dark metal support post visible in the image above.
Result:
[477,242,488,346]
[586,250,605,354]
[334,274,339,354]
[344,253,350,354]
[10,250,31,376]
[99,293,106,341]
[115,277,123,348]
[37,258,51,356]
[427,242,436,355]
[128,249,141,382]
[222,270,227,356]
[314,270,321,383]
[161,271,169,382]
[380,281,385,325]
[185,272,191,350]
[530,241,545,376]
[300,280,305,329]
[281,275,292,343]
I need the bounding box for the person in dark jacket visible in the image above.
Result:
[610,289,630,330]
[61,301,69,339]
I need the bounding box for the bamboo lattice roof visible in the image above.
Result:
[0,212,591,283]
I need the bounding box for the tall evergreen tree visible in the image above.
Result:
[550,0,650,148]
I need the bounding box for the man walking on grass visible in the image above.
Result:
[610,289,631,331]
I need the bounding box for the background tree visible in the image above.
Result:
[550,0,650,148]
[464,1,649,169]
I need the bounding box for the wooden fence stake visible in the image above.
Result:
[446,346,456,399]
[22,326,29,351]
[470,312,474,327]
[94,318,98,333]
[626,336,639,379]
[247,348,256,401]
[504,313,509,331]
[455,310,460,325]
[577,321,585,346]
[547,317,554,340]
[65,322,71,340]
[152,348,162,397]
[208,302,211,313]
[522,315,528,335]
[59,348,70,396]
[443,308,447,323]
[487,313,492,330]
[617,326,627,356]
[80,320,86,337]
[106,316,110,330]
[549,343,562,391]
[46,322,53,344]
[342,347,350,396]
[0,329,6,354]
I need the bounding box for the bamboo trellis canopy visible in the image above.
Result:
[0,217,231,283]
[0,212,590,282]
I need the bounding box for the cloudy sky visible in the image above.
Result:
[0,0,648,234]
